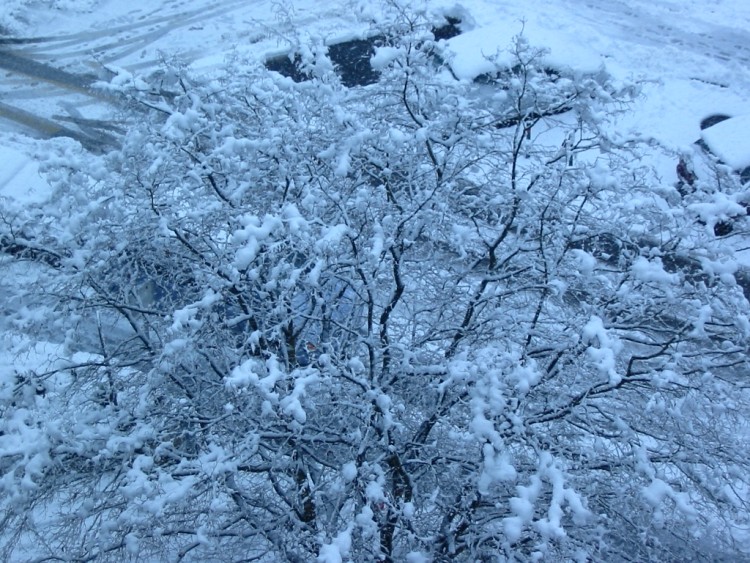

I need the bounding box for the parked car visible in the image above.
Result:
[677,114,750,235]
[677,113,750,189]
[264,17,462,88]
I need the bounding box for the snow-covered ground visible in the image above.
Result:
[2,0,749,200]
[1,3,748,559]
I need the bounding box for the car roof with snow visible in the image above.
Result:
[699,114,750,172]
[441,24,603,81]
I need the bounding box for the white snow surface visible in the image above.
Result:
[444,22,602,80]
[1,0,749,204]
[0,0,749,392]
[0,1,749,558]
[701,114,750,170]
[0,140,53,204]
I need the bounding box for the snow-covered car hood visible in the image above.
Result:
[700,114,750,172]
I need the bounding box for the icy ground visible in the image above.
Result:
[1,0,749,360]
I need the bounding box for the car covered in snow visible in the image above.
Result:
[676,114,750,236]
[677,113,750,189]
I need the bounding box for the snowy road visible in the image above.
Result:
[0,49,94,90]
[560,0,750,92]
[2,0,746,291]
[0,0,748,172]
[2,0,356,71]
[1,0,747,138]
[4,0,256,69]
[0,0,361,141]
[0,47,122,148]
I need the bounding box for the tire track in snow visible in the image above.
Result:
[561,0,750,87]
[8,0,349,72]
[9,0,255,65]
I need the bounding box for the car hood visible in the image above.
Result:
[700,114,750,171]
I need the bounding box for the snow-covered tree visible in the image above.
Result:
[2,8,749,562]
